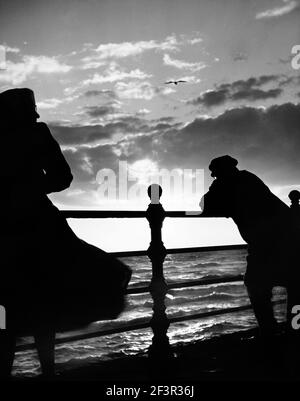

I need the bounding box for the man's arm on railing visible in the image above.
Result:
[199,180,230,217]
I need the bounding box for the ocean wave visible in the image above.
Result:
[140,292,242,309]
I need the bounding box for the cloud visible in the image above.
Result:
[49,123,113,147]
[115,81,154,100]
[279,75,300,87]
[256,0,299,19]
[95,36,179,58]
[188,75,283,107]
[47,123,158,196]
[61,144,120,188]
[279,56,294,64]
[136,108,151,116]
[190,89,228,107]
[116,102,300,187]
[180,76,202,84]
[163,54,206,72]
[80,35,180,69]
[1,45,20,53]
[0,55,72,84]
[48,101,300,207]
[80,34,189,70]
[48,115,155,148]
[84,104,119,118]
[231,88,282,101]
[80,61,106,70]
[233,52,248,62]
[37,98,63,109]
[80,34,205,70]
[115,80,175,100]
[49,114,180,158]
[82,62,151,86]
[83,89,117,99]
[187,38,203,45]
[166,103,300,185]
[154,116,175,123]
[37,95,78,109]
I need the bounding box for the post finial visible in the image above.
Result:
[147,184,162,204]
[289,190,300,204]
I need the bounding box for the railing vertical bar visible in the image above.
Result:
[146,185,173,360]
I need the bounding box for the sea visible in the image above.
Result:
[12,249,287,378]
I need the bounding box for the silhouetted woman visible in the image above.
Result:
[0,88,131,378]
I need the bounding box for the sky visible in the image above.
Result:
[1,0,300,251]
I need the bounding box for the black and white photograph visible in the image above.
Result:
[1,0,300,391]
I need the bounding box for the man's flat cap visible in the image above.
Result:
[209,155,238,172]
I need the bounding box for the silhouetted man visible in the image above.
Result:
[200,155,297,337]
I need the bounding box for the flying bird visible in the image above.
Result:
[164,80,187,85]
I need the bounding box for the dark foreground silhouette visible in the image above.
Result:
[200,156,300,339]
[0,88,131,378]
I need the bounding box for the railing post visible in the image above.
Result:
[289,190,300,211]
[146,184,173,360]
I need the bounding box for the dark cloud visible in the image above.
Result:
[279,56,293,65]
[85,105,117,118]
[159,102,300,186]
[191,89,228,107]
[49,123,112,146]
[189,75,283,107]
[112,102,300,187]
[155,117,175,123]
[48,115,152,147]
[83,89,117,99]
[48,115,180,191]
[278,75,300,87]
[231,88,282,101]
[232,52,248,62]
[50,144,121,207]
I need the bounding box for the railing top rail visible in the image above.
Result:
[61,210,220,219]
[62,210,146,218]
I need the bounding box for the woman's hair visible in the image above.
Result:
[0,88,38,124]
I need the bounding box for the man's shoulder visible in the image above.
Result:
[238,170,266,185]
[238,170,260,179]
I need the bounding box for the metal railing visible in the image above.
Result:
[16,185,283,358]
